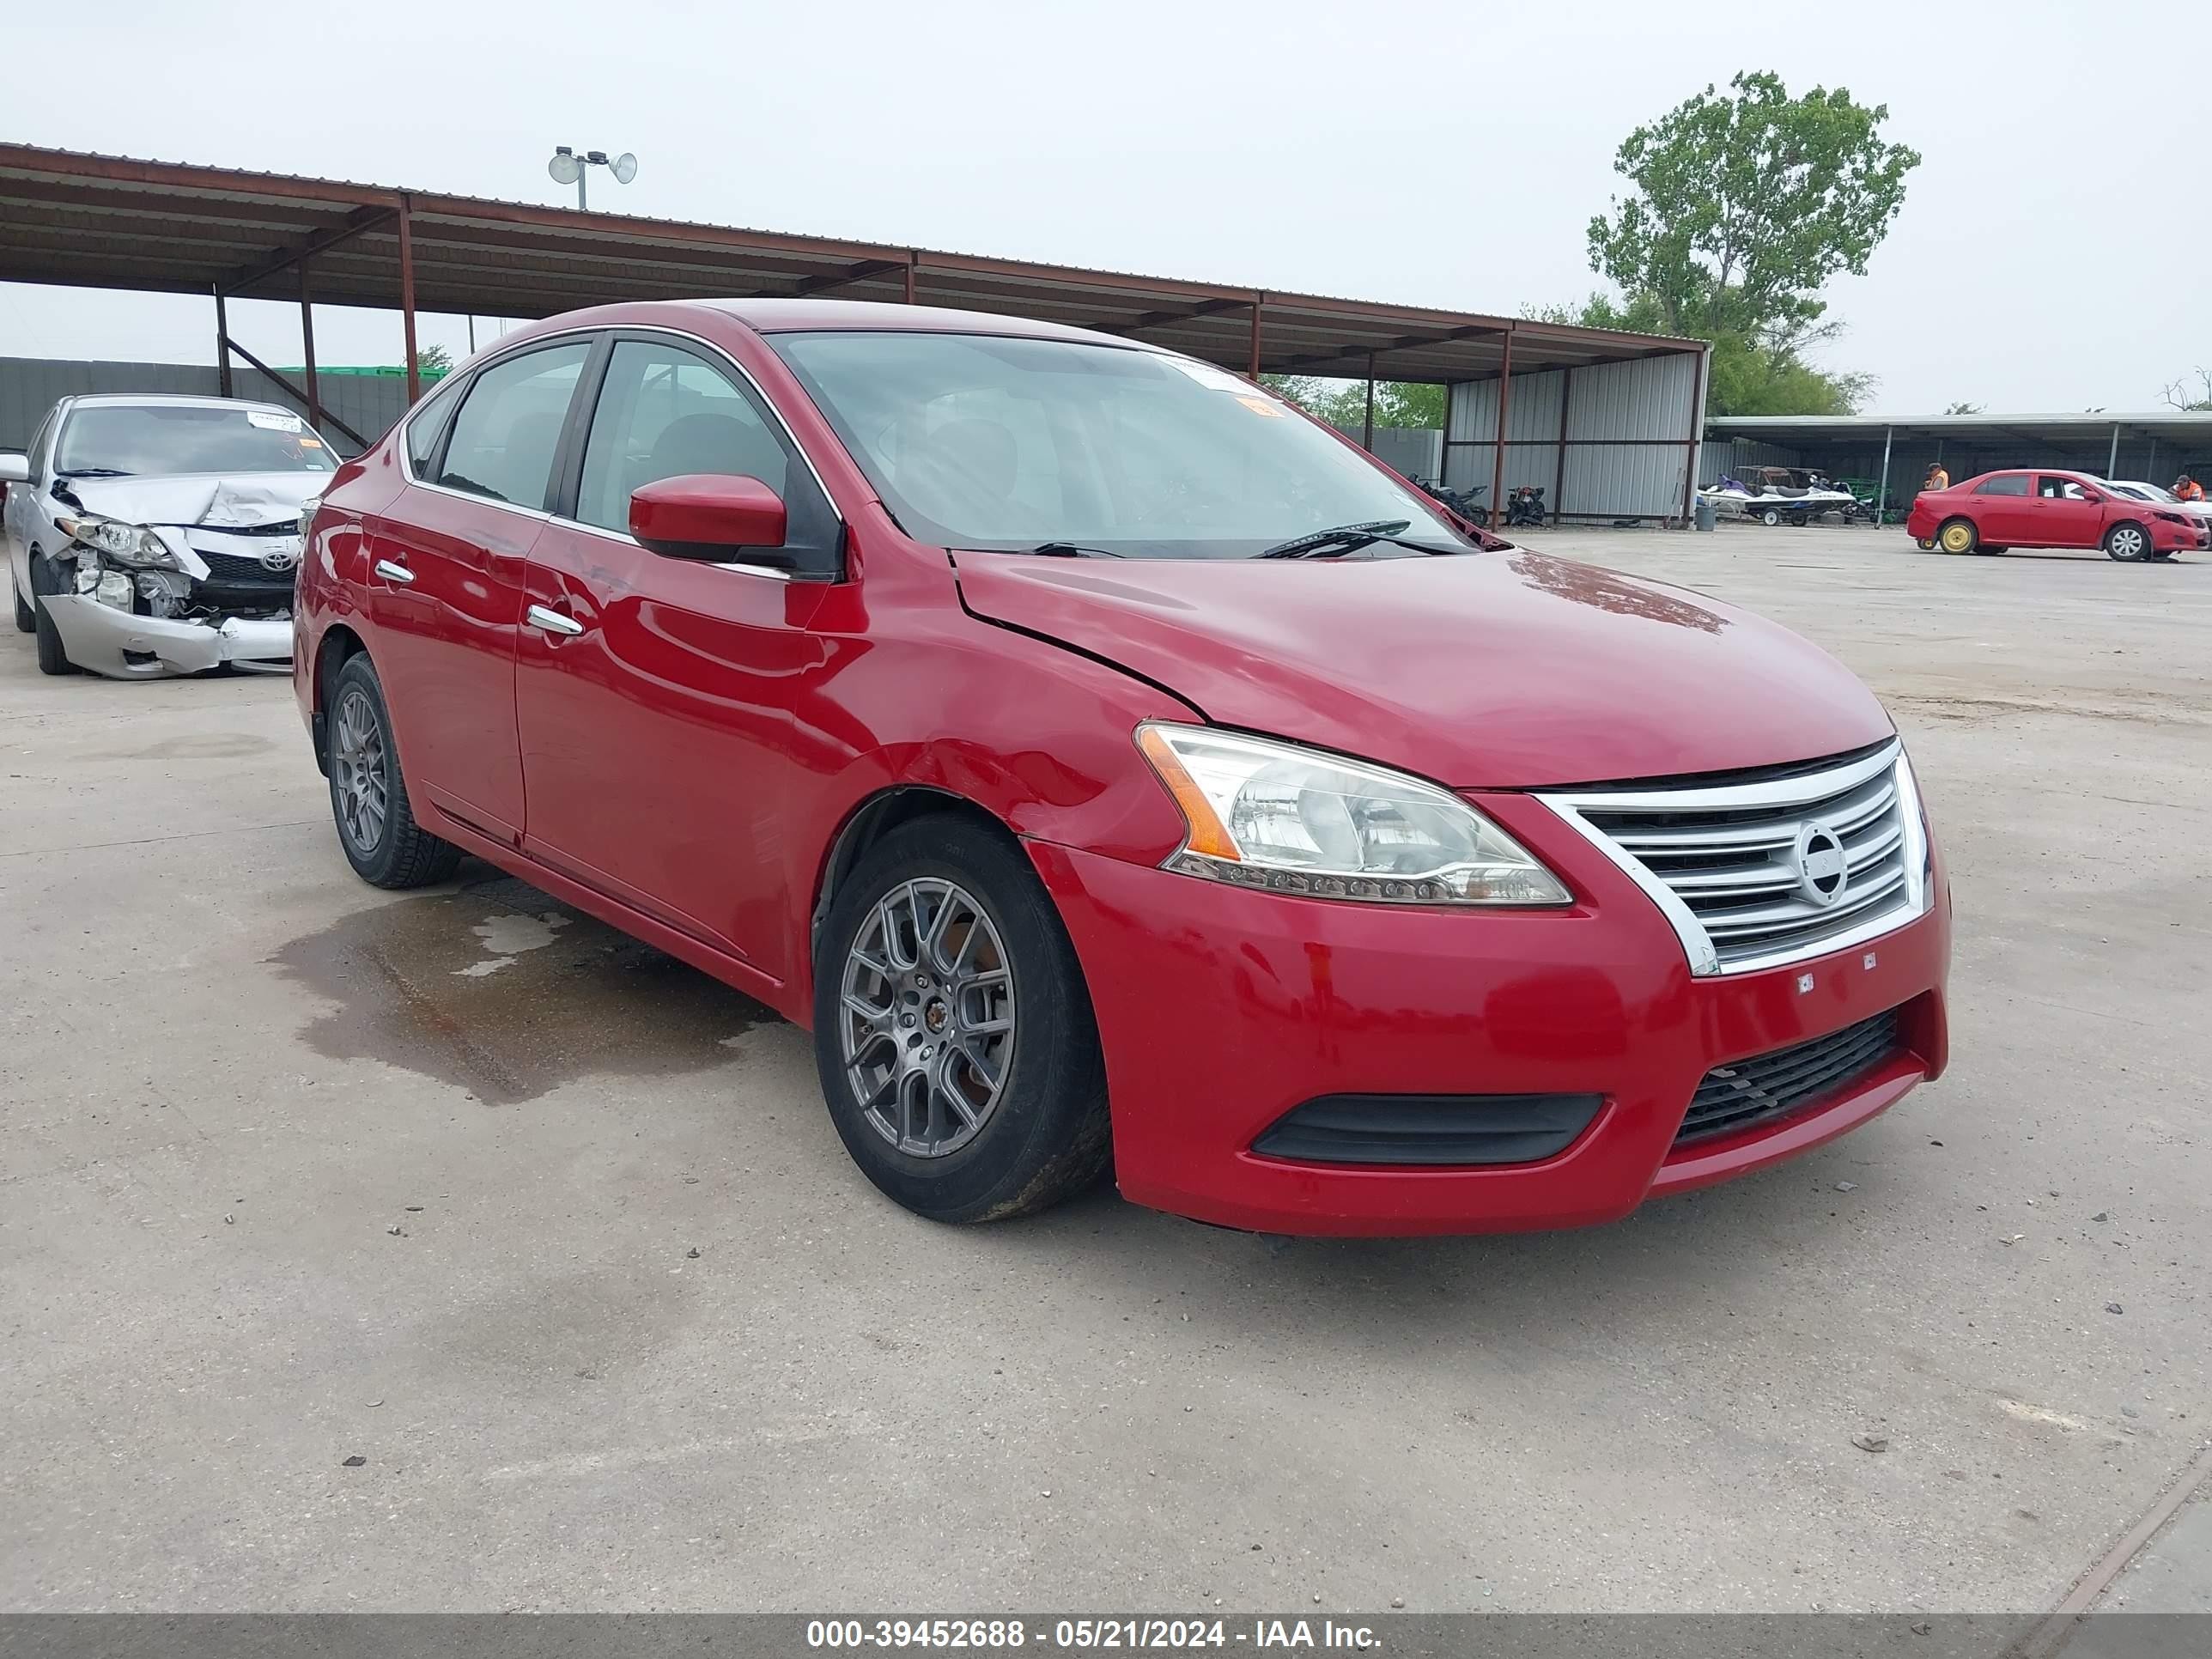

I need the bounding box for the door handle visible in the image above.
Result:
[525,603,586,638]
[373,558,415,584]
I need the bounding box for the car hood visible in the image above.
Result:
[55,471,324,529]
[951,549,1895,788]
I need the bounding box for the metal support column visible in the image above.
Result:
[1488,327,1514,520]
[1677,347,1707,526]
[1361,352,1376,453]
[398,195,420,404]
[214,287,233,398]
[299,256,320,431]
[2108,422,2120,477]
[1553,367,1572,523]
[902,254,915,306]
[1247,300,1263,380]
[1875,425,1893,526]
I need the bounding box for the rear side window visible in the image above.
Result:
[1973,475,2027,496]
[435,342,591,508]
[404,374,468,476]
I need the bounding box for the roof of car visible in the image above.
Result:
[677,297,1137,344]
[65,392,302,416]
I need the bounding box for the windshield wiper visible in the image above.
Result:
[1256,519,1465,560]
[55,466,133,478]
[1027,542,1125,559]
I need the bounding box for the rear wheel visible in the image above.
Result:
[326,653,464,889]
[29,552,75,676]
[2104,522,2151,562]
[1936,518,1978,555]
[813,816,1111,1224]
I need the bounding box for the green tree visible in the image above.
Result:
[1262,375,1446,431]
[1587,71,1919,350]
[416,343,455,375]
[2165,370,2212,412]
[1943,401,1983,415]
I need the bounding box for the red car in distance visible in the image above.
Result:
[1906,468,2207,561]
[295,299,1951,1236]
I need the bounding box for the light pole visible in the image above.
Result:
[547,147,638,211]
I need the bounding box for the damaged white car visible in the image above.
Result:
[3,393,337,678]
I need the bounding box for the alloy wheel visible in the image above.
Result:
[331,687,390,854]
[839,877,1017,1158]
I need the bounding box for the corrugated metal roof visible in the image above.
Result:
[0,142,1701,386]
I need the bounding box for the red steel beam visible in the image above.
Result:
[299,254,320,430]
[1248,299,1263,380]
[1362,351,1376,453]
[219,204,396,299]
[214,287,232,398]
[398,194,420,404]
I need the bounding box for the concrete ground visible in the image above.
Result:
[2,523,2206,1616]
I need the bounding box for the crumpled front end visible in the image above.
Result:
[43,475,308,679]
[39,597,292,678]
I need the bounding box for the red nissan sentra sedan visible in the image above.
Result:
[295,300,1950,1236]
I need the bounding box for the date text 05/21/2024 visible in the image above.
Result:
[806,1619,1382,1650]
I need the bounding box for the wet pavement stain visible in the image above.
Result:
[269,868,775,1104]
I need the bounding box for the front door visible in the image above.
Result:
[2034,475,2105,548]
[363,338,592,845]
[514,331,845,980]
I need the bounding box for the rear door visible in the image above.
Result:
[514,330,844,978]
[1967,471,2031,541]
[2034,475,2104,548]
[363,337,592,846]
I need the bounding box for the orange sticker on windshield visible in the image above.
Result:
[1235,396,1283,417]
[297,437,325,448]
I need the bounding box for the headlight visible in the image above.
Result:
[298,497,323,538]
[56,513,179,568]
[1135,723,1571,906]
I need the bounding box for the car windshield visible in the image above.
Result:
[2127,483,2179,502]
[55,404,338,477]
[769,331,1469,559]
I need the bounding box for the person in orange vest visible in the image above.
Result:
[1924,462,1950,492]
[2174,472,2205,502]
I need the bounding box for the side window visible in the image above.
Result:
[404,374,468,476]
[1973,475,2028,496]
[435,342,591,509]
[2040,477,2092,501]
[575,339,789,532]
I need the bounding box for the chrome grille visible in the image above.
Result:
[1537,740,1929,975]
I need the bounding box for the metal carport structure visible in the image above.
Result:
[0,142,1707,514]
[1706,413,2212,514]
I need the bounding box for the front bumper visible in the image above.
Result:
[1032,802,1950,1237]
[40,595,293,679]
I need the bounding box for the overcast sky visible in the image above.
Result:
[3,0,2203,414]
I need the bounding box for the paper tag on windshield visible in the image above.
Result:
[1160,356,1261,396]
[247,410,304,433]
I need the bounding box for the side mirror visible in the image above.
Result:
[0,453,27,484]
[629,474,788,563]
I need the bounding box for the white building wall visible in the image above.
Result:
[1444,349,1706,521]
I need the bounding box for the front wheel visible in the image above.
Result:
[29,553,75,675]
[2105,522,2151,562]
[813,817,1111,1224]
[10,563,33,633]
[1759,507,1782,527]
[326,653,465,889]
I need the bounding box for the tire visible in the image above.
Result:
[325,653,464,889]
[1973,545,2007,556]
[813,815,1112,1224]
[1915,537,1938,551]
[1759,507,1782,527]
[29,552,76,675]
[1936,518,1978,555]
[10,563,33,633]
[2104,522,2151,562]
